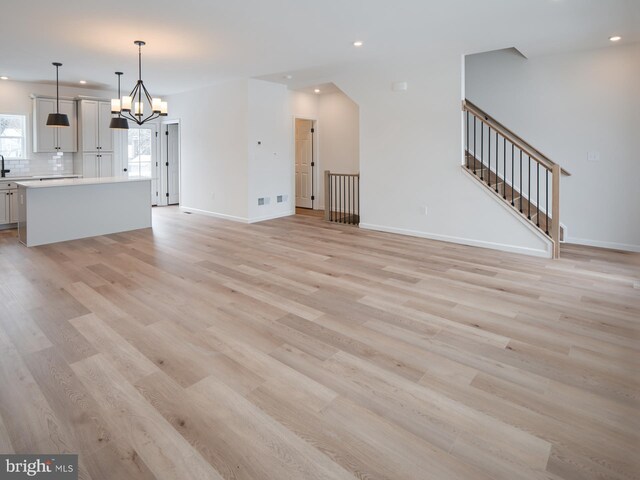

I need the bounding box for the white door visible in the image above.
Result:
[56,100,77,152]
[166,123,180,205]
[98,101,114,152]
[81,100,99,151]
[98,153,114,177]
[35,98,57,153]
[82,153,98,178]
[0,191,9,225]
[295,119,313,208]
[126,126,158,205]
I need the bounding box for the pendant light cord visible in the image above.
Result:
[56,64,60,113]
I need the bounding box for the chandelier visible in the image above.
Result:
[110,41,167,127]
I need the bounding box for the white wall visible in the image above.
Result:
[248,79,291,222]
[0,80,116,176]
[167,78,292,222]
[330,57,551,257]
[289,89,360,210]
[465,44,640,252]
[167,79,249,221]
[317,92,359,207]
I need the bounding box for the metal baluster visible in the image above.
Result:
[473,116,477,175]
[348,175,351,224]
[488,127,491,187]
[511,144,515,206]
[503,139,507,199]
[545,169,549,235]
[329,174,333,221]
[519,150,523,212]
[495,132,499,193]
[342,175,346,224]
[536,164,540,227]
[528,156,531,220]
[480,121,484,180]
[356,175,360,224]
[466,111,469,169]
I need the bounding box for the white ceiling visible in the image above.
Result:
[2,0,638,94]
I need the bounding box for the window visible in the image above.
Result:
[0,114,26,159]
[127,127,153,178]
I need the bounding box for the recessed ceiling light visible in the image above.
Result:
[79,80,87,84]
[314,88,320,94]
[283,74,293,80]
[609,36,622,42]
[0,76,8,80]
[353,41,364,47]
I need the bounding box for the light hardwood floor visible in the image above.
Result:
[0,207,638,480]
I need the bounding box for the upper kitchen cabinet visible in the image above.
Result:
[78,100,114,153]
[32,96,78,153]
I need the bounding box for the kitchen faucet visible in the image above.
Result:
[0,155,9,178]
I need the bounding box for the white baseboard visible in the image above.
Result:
[179,206,295,225]
[179,206,249,223]
[359,223,552,258]
[565,236,640,253]
[248,211,294,224]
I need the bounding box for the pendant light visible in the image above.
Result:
[46,62,70,127]
[109,72,129,130]
[110,41,167,125]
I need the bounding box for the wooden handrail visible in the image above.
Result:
[463,100,571,176]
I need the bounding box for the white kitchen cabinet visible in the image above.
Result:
[79,100,114,153]
[0,189,17,225]
[8,189,18,223]
[0,191,9,225]
[33,97,78,153]
[81,153,113,179]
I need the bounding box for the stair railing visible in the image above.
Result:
[324,170,360,225]
[462,100,569,258]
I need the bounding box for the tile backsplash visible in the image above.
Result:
[4,153,73,177]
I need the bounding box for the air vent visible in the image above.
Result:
[277,195,283,203]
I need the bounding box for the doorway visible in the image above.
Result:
[295,118,315,209]
[125,124,160,206]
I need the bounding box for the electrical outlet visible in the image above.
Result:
[423,206,428,216]
[587,151,600,162]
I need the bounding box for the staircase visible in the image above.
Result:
[462,100,570,258]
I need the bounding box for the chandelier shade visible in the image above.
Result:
[109,71,129,130]
[110,41,167,126]
[46,63,70,127]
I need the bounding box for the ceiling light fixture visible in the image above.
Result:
[353,41,364,47]
[0,76,8,80]
[109,72,129,130]
[314,88,320,94]
[609,36,622,42]
[79,80,87,84]
[283,74,293,80]
[110,41,167,125]
[46,62,70,128]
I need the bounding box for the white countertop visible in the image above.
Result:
[1,174,81,183]
[16,176,152,189]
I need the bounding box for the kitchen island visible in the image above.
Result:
[17,176,152,247]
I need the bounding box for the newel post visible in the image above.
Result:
[324,170,331,221]
[551,164,561,259]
